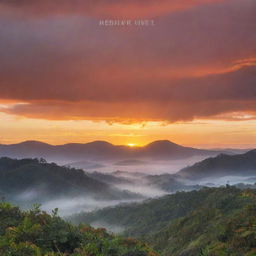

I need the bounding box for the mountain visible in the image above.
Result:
[177,149,256,180]
[0,157,140,207]
[69,186,256,256]
[139,140,210,159]
[0,140,217,163]
[135,140,217,159]
[0,140,125,163]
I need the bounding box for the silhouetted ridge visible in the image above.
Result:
[145,140,180,148]
[177,149,256,179]
[16,140,51,146]
[0,139,217,162]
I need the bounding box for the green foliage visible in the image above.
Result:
[0,202,158,256]
[72,187,256,256]
[147,189,256,256]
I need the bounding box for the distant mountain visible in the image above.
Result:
[0,140,217,163]
[137,140,217,159]
[0,157,140,207]
[0,141,124,163]
[177,149,256,180]
[140,140,203,158]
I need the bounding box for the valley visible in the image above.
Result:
[0,142,256,255]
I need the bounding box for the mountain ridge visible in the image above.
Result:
[177,149,256,180]
[0,140,218,163]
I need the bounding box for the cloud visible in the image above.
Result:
[1,66,256,123]
[0,0,225,19]
[0,0,255,123]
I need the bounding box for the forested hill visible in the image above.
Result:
[71,186,256,256]
[176,149,256,179]
[0,157,138,205]
[0,202,158,256]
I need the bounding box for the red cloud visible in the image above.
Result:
[1,66,256,122]
[0,0,255,123]
[0,0,225,18]
[2,99,256,123]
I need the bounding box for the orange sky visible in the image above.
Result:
[0,112,256,148]
[0,0,255,148]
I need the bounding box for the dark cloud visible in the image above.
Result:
[1,66,256,122]
[0,0,255,122]
[0,0,225,19]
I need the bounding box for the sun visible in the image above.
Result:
[127,143,137,147]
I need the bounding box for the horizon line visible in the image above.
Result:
[0,139,255,150]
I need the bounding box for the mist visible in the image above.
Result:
[114,183,167,198]
[90,221,125,234]
[195,175,256,187]
[70,156,208,175]
[3,151,256,220]
[40,197,142,217]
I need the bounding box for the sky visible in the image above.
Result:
[0,0,255,148]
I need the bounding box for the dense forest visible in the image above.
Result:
[1,157,256,255]
[0,202,158,256]
[71,187,256,256]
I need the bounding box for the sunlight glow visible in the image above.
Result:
[127,143,137,147]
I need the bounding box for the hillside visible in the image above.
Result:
[177,149,256,180]
[0,140,216,163]
[148,195,256,256]
[0,157,139,207]
[0,202,158,256]
[70,187,256,256]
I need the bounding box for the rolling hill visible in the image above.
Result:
[0,157,140,207]
[69,186,256,256]
[177,149,256,180]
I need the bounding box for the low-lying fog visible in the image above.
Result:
[38,174,256,217]
[40,197,142,217]
[69,156,207,175]
[10,156,256,218]
[194,175,256,187]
